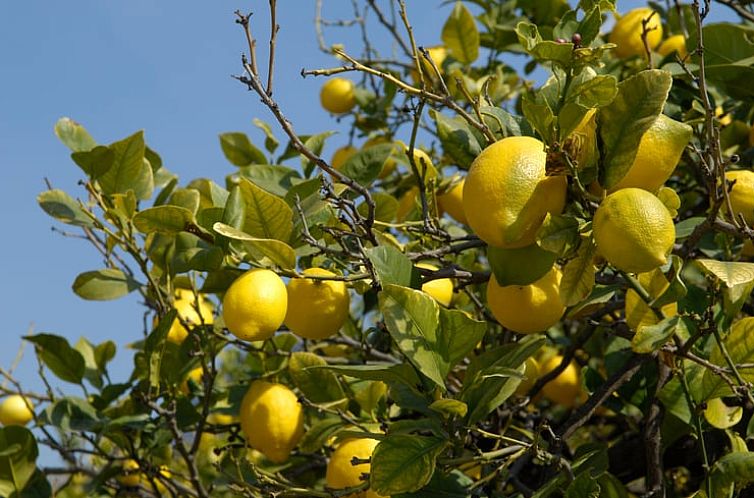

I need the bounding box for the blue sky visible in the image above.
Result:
[0,0,735,465]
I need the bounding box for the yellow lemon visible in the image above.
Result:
[285,268,351,340]
[222,269,287,341]
[321,78,356,114]
[515,357,541,396]
[166,289,215,344]
[239,381,304,464]
[208,411,236,425]
[609,8,663,58]
[117,459,141,487]
[625,269,678,330]
[180,366,204,395]
[657,34,687,58]
[715,106,732,127]
[396,187,418,222]
[463,136,567,248]
[0,394,34,426]
[417,263,453,307]
[332,145,358,170]
[540,355,583,409]
[593,188,675,274]
[404,145,435,179]
[725,170,754,225]
[486,267,565,334]
[326,437,386,498]
[610,114,692,193]
[411,45,447,84]
[438,178,467,224]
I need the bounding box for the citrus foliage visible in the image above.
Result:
[5,0,754,497]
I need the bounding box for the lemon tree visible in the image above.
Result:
[9,1,754,497]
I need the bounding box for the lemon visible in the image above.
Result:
[395,187,418,222]
[239,381,304,464]
[515,357,541,396]
[0,394,34,426]
[326,437,386,498]
[180,366,204,394]
[208,411,236,425]
[222,269,287,341]
[321,78,356,114]
[463,136,567,248]
[166,289,215,344]
[715,106,732,127]
[540,355,583,408]
[117,459,141,487]
[609,8,663,58]
[411,45,447,84]
[625,269,678,330]
[725,170,754,225]
[486,267,565,334]
[438,178,467,224]
[417,263,453,307]
[610,114,692,193]
[657,34,687,58]
[332,145,358,170]
[284,268,351,340]
[404,145,435,179]
[593,188,675,274]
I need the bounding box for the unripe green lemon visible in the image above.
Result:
[486,267,565,334]
[239,381,304,464]
[540,355,584,408]
[593,188,675,274]
[610,114,692,193]
[222,269,287,341]
[321,78,356,114]
[463,136,567,248]
[284,268,350,340]
[417,263,453,307]
[0,394,34,426]
[725,170,754,225]
[326,437,386,498]
[609,8,663,58]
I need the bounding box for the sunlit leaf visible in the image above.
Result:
[371,435,447,495]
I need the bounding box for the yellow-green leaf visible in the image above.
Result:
[560,237,596,306]
[237,178,293,242]
[701,317,754,400]
[133,205,196,234]
[441,2,479,64]
[213,222,295,269]
[696,259,754,287]
[370,434,447,495]
[704,398,743,429]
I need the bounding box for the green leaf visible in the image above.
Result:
[696,259,754,287]
[366,246,415,288]
[213,222,295,269]
[94,340,116,372]
[675,217,706,239]
[567,73,618,108]
[340,143,396,185]
[707,451,754,498]
[370,435,447,495]
[46,397,101,432]
[531,40,574,66]
[516,21,542,52]
[438,308,486,367]
[72,269,140,301]
[298,417,344,453]
[288,352,345,404]
[379,285,448,388]
[133,205,196,234]
[235,164,299,197]
[429,399,468,418]
[441,2,479,64]
[252,118,279,154]
[54,117,96,152]
[24,334,85,384]
[687,24,754,100]
[219,132,266,166]
[98,131,154,200]
[313,363,422,388]
[631,315,688,354]
[37,190,93,227]
[577,7,604,46]
[237,178,293,242]
[479,106,522,139]
[432,110,482,169]
[703,397,743,429]
[701,317,754,400]
[0,426,38,496]
[168,188,201,214]
[301,131,335,177]
[559,237,596,306]
[394,470,472,498]
[144,310,178,390]
[462,335,545,424]
[522,93,555,143]
[565,472,601,498]
[74,338,103,389]
[598,70,672,189]
[488,244,557,286]
[536,213,581,257]
[71,145,114,179]
[359,192,399,223]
